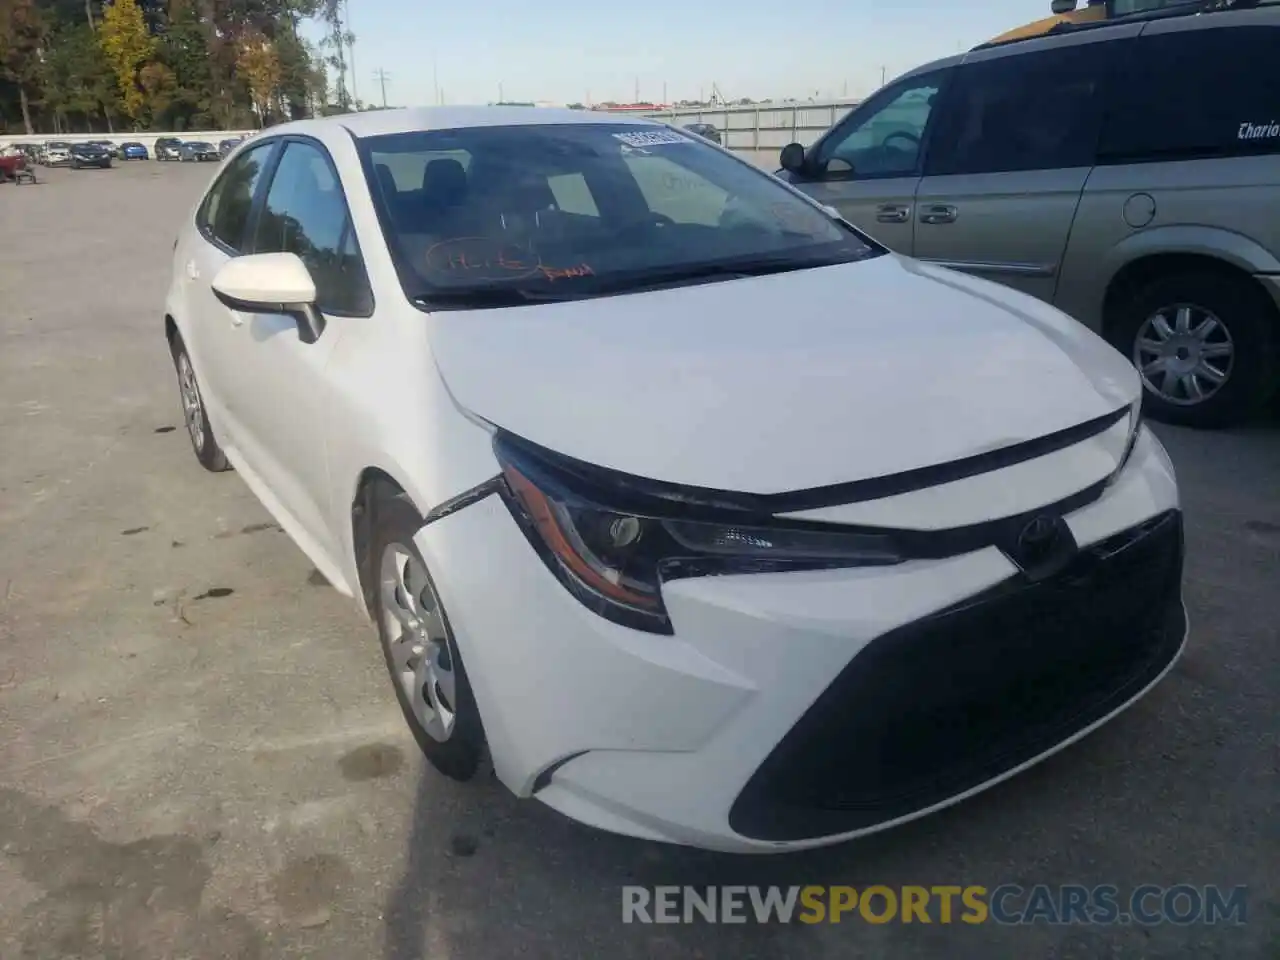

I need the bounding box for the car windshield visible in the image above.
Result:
[359,123,883,307]
[48,141,70,148]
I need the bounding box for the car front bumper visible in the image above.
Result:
[415,428,1184,852]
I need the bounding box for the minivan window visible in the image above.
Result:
[1098,25,1280,163]
[925,43,1113,176]
[813,74,946,178]
[360,123,882,308]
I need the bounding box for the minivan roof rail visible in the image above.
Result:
[970,0,1268,52]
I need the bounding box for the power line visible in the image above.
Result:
[373,68,391,108]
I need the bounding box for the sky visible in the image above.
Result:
[301,0,1062,108]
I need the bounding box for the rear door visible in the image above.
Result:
[913,33,1127,303]
[780,68,951,254]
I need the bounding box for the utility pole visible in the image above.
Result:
[373,68,391,108]
[433,58,440,105]
[662,81,667,105]
[345,0,358,106]
[634,77,640,103]
[499,81,504,103]
[880,65,886,88]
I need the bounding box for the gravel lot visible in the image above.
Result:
[0,160,1277,960]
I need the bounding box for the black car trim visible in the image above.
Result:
[496,403,1129,519]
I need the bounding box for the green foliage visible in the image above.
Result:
[0,0,331,132]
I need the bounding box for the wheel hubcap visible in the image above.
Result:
[177,353,206,451]
[379,544,457,742]
[1134,304,1234,406]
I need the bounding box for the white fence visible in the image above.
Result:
[4,100,864,168]
[611,100,861,167]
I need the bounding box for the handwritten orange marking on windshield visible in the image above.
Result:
[424,237,541,280]
[538,263,594,282]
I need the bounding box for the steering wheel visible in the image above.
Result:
[883,130,921,152]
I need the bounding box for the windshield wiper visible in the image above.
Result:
[411,287,583,311]
[577,254,856,295]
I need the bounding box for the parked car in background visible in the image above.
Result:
[120,141,150,160]
[89,139,120,158]
[218,137,243,158]
[683,122,722,145]
[776,1,1280,428]
[69,142,113,169]
[163,107,1183,854]
[43,141,72,166]
[155,137,184,161]
[179,140,219,162]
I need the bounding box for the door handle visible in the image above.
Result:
[876,203,911,224]
[919,204,958,225]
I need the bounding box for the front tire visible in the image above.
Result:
[369,487,487,781]
[1112,271,1278,429]
[169,335,230,472]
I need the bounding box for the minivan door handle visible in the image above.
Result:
[876,203,911,224]
[919,204,958,225]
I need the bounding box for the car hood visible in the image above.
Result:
[427,253,1140,495]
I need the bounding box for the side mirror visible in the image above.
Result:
[211,252,326,344]
[779,142,806,175]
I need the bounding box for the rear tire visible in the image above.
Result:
[169,334,231,472]
[1111,271,1278,429]
[368,486,487,782]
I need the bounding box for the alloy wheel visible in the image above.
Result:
[1134,303,1234,407]
[176,352,206,452]
[379,544,457,743]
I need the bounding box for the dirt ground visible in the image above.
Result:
[0,159,1277,959]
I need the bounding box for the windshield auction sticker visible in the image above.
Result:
[612,130,687,148]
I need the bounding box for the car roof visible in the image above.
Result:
[257,106,668,141]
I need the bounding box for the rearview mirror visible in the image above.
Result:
[211,253,326,344]
[779,142,806,174]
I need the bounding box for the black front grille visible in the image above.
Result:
[729,510,1186,842]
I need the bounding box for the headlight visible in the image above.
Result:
[494,434,902,635]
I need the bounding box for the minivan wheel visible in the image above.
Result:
[169,335,231,472]
[1114,272,1278,429]
[370,488,487,781]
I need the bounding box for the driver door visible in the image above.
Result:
[782,69,951,254]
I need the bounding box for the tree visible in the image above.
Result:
[99,0,154,122]
[236,30,278,123]
[40,22,119,131]
[0,0,44,132]
[137,58,175,122]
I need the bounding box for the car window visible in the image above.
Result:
[813,72,947,178]
[199,141,274,252]
[361,123,880,306]
[924,44,1113,176]
[1098,25,1280,163]
[623,153,729,226]
[251,140,373,316]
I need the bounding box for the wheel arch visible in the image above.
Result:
[349,465,427,618]
[1101,250,1279,347]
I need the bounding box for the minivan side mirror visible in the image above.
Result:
[779,142,806,175]
[211,252,326,344]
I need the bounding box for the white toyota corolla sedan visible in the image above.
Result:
[164,107,1186,853]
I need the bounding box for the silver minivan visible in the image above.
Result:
[777,2,1280,428]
